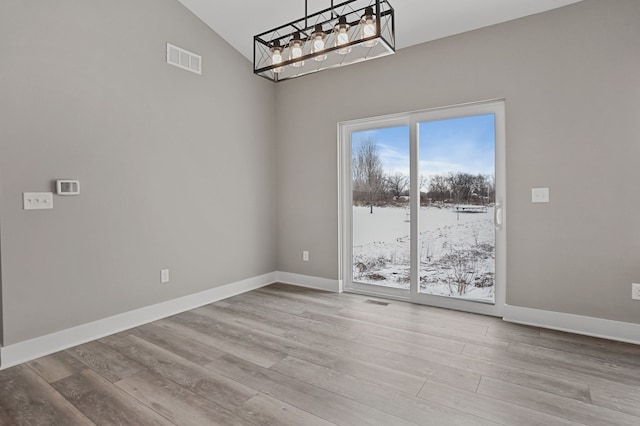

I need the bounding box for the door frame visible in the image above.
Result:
[338,99,506,317]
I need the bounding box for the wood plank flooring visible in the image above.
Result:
[1,283,639,425]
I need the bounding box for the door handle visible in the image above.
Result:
[494,200,503,230]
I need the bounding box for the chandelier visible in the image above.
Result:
[254,0,395,82]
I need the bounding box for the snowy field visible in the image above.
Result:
[353,205,495,302]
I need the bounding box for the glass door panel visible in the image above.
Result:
[352,126,410,290]
[341,100,505,316]
[418,115,496,303]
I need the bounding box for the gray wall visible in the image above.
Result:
[276,0,640,324]
[1,0,638,348]
[0,0,276,345]
[0,239,3,346]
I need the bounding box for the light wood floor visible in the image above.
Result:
[1,284,639,425]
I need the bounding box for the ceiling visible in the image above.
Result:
[177,0,584,61]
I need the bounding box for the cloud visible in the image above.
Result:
[378,143,409,174]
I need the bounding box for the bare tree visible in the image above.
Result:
[447,172,475,203]
[484,174,495,203]
[428,174,449,201]
[386,172,408,199]
[353,138,385,213]
[426,172,495,204]
[419,174,429,192]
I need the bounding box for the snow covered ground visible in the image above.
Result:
[353,205,495,302]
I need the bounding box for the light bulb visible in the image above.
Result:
[289,32,305,68]
[334,16,352,55]
[361,7,379,48]
[270,41,283,73]
[311,24,327,62]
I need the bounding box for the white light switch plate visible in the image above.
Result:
[632,283,640,300]
[23,192,53,210]
[532,188,550,203]
[161,269,170,284]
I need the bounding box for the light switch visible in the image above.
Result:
[532,188,549,203]
[23,192,53,210]
[56,180,80,195]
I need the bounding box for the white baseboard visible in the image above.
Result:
[5,273,635,369]
[0,272,277,370]
[275,271,341,293]
[503,304,640,345]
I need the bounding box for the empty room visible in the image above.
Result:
[1,0,639,424]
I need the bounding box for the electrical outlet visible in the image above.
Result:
[161,269,170,284]
[23,192,53,210]
[531,188,550,203]
[303,250,309,262]
[632,283,640,300]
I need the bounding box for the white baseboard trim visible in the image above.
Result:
[275,271,341,293]
[503,304,640,345]
[0,272,277,370]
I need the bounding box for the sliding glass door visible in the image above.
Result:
[340,101,506,316]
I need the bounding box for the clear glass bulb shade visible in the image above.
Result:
[312,37,327,61]
[361,15,379,48]
[335,27,351,55]
[289,41,304,68]
[311,25,327,62]
[270,48,283,73]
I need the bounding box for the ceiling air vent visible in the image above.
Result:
[166,43,201,75]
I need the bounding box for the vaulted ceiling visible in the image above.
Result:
[177,0,584,61]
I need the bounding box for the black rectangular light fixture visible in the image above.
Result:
[254,0,395,82]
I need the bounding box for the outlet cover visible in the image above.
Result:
[303,251,309,262]
[23,192,53,210]
[632,283,640,300]
[161,269,170,284]
[532,188,550,203]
